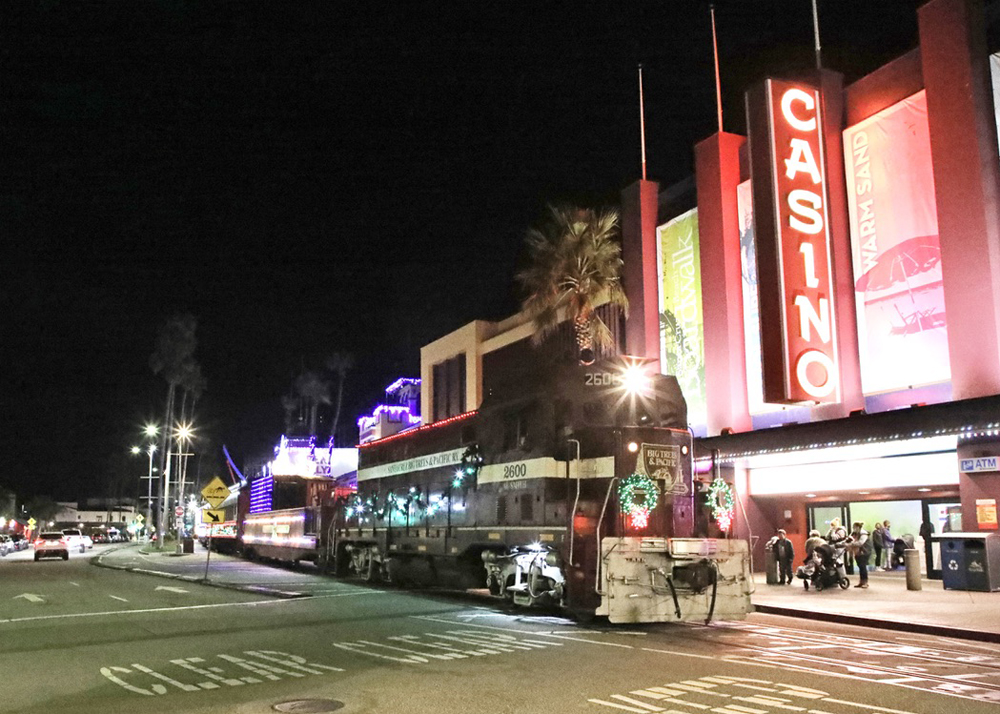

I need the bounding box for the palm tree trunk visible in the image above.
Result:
[331,374,345,447]
[574,311,595,364]
[157,382,177,547]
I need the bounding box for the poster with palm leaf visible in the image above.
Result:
[656,210,706,425]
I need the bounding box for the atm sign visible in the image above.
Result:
[960,457,999,473]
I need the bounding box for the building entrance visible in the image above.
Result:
[806,498,960,578]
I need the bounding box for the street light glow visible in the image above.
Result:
[175,422,194,442]
[131,446,141,455]
[143,423,159,438]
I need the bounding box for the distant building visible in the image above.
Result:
[357,377,422,444]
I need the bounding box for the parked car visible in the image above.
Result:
[10,533,29,551]
[61,528,92,553]
[0,534,13,556]
[34,532,70,561]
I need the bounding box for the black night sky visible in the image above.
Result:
[3,1,927,501]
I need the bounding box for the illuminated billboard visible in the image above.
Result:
[656,209,706,426]
[737,180,767,414]
[747,79,840,404]
[843,91,951,394]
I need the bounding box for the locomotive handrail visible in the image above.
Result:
[566,438,581,567]
[594,476,619,596]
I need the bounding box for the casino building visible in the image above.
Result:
[616,0,1000,575]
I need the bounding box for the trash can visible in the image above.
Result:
[764,543,779,585]
[182,537,195,554]
[934,533,1000,591]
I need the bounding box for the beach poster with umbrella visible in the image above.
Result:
[843,91,952,394]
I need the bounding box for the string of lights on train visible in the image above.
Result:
[696,422,1000,468]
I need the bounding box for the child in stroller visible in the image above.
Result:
[796,541,850,591]
[889,534,915,569]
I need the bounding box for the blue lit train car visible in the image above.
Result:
[236,437,357,565]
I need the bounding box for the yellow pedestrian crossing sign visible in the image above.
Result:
[135,514,144,523]
[27,517,36,529]
[201,477,229,508]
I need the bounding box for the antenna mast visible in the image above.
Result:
[710,5,723,133]
[638,64,648,181]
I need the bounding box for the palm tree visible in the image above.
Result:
[149,314,198,545]
[325,352,354,446]
[517,205,628,365]
[295,370,331,436]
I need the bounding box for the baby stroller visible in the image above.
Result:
[798,543,850,591]
[889,534,915,569]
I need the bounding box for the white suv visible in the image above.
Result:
[34,532,70,561]
[61,529,92,553]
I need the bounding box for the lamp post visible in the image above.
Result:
[136,423,159,541]
[173,422,195,554]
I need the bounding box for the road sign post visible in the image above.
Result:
[199,478,230,581]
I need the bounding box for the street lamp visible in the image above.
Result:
[136,423,160,541]
[130,443,157,539]
[173,422,195,553]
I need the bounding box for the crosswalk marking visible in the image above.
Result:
[610,694,668,711]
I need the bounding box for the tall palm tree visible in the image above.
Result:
[325,352,354,446]
[149,314,198,545]
[517,205,628,365]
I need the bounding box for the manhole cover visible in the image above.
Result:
[273,699,344,713]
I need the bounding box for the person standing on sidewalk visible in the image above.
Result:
[871,522,885,569]
[849,521,872,588]
[881,520,894,569]
[774,529,795,585]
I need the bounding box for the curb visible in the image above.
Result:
[753,604,1000,644]
[92,550,308,600]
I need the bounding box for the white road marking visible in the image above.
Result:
[587,698,657,713]
[69,581,80,587]
[413,614,634,648]
[109,595,129,602]
[155,586,189,594]
[593,676,926,714]
[0,590,381,626]
[641,647,717,660]
[610,694,667,711]
[13,593,45,603]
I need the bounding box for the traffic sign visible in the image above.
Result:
[201,477,229,508]
[135,514,144,523]
[174,506,184,517]
[202,509,225,524]
[27,517,36,528]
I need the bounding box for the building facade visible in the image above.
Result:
[621,0,1000,574]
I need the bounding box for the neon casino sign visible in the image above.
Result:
[748,79,839,404]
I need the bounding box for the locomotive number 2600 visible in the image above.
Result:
[585,372,622,387]
[502,463,527,479]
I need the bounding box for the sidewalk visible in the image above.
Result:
[751,569,1000,643]
[94,542,322,598]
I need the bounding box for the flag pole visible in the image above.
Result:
[710,5,723,133]
[811,0,822,70]
[638,64,647,181]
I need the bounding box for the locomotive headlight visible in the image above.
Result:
[622,364,649,394]
[627,441,639,453]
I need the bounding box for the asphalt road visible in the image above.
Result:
[2,548,999,714]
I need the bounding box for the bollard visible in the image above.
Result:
[904,549,922,591]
